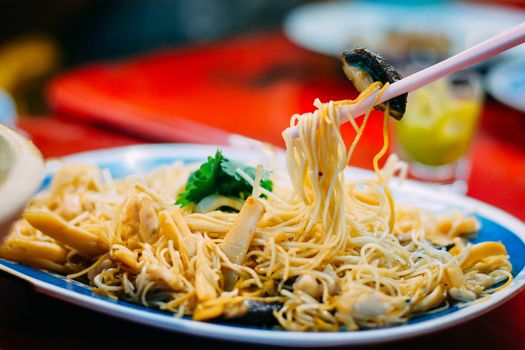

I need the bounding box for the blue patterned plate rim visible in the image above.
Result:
[1,143,524,347]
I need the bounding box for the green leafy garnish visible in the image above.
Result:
[176,150,273,208]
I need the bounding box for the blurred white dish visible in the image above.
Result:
[0,124,44,242]
[284,1,525,59]
[486,58,525,112]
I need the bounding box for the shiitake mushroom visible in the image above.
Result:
[215,300,282,327]
[341,48,407,120]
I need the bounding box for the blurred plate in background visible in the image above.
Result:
[486,58,525,113]
[284,1,525,64]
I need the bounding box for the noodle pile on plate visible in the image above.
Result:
[0,83,512,331]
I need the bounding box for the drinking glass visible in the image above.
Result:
[393,72,483,194]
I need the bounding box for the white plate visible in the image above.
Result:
[283,1,525,59]
[486,58,525,112]
[1,144,524,347]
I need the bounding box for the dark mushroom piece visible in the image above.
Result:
[215,300,282,327]
[341,48,407,120]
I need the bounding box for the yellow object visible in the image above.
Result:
[220,197,265,290]
[111,248,139,271]
[24,211,107,256]
[0,238,66,263]
[193,303,225,321]
[220,197,265,265]
[444,266,466,288]
[395,79,481,166]
[0,35,59,89]
[0,35,60,113]
[462,242,508,269]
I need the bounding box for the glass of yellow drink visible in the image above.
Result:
[393,72,483,193]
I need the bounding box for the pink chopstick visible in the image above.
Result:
[286,22,525,138]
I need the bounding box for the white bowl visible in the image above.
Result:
[0,124,44,242]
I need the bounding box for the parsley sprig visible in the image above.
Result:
[176,150,272,208]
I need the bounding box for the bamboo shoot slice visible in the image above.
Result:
[220,197,265,290]
[24,211,107,256]
[0,238,67,263]
[462,241,508,269]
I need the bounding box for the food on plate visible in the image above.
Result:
[0,50,511,331]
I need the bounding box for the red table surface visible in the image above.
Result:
[6,31,525,350]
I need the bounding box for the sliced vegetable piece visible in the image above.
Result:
[158,210,192,268]
[170,209,197,257]
[220,197,265,290]
[0,238,67,263]
[443,265,466,288]
[194,237,218,302]
[193,303,224,321]
[24,211,108,256]
[186,216,231,235]
[461,241,508,269]
[111,247,139,272]
[195,267,217,302]
[195,194,244,213]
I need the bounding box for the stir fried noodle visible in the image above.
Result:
[1,83,512,331]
